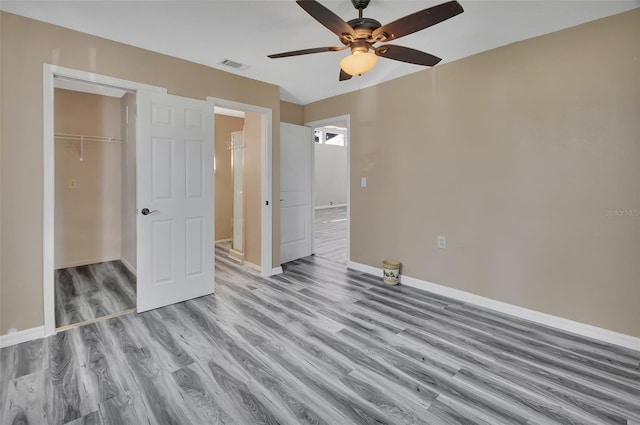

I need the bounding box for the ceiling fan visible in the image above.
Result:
[268,0,464,81]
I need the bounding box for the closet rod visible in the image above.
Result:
[55,133,123,161]
[55,133,123,143]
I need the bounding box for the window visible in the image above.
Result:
[314,128,346,146]
[324,132,345,146]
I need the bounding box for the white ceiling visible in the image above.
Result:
[3,1,638,104]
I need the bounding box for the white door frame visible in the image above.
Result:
[43,64,167,336]
[206,97,274,277]
[304,115,351,263]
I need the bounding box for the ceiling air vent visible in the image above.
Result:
[218,59,249,71]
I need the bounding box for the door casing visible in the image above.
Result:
[207,97,275,277]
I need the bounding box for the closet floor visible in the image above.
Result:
[55,261,136,328]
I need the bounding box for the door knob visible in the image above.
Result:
[141,208,158,215]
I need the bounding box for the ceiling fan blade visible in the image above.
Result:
[268,46,346,58]
[375,45,442,66]
[339,69,353,81]
[296,0,357,39]
[372,0,463,42]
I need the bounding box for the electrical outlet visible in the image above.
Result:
[361,177,367,188]
[68,179,77,189]
[437,235,447,249]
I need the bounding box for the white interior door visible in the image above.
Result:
[137,91,215,312]
[280,122,312,263]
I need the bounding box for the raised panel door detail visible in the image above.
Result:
[185,217,203,277]
[281,140,306,193]
[185,109,204,129]
[151,137,174,200]
[185,140,204,200]
[152,220,173,284]
[281,205,306,244]
[151,104,173,126]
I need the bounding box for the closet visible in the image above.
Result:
[53,85,136,329]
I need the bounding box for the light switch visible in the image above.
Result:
[69,179,77,189]
[437,235,447,249]
[360,177,367,188]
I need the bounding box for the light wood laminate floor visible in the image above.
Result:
[55,261,137,328]
[2,248,639,424]
[314,206,347,263]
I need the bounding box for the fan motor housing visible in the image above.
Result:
[347,17,381,30]
[351,0,371,10]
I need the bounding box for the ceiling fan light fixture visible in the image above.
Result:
[340,51,378,76]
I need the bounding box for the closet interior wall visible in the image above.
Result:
[54,88,124,269]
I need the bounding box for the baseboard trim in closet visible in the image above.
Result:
[120,256,137,276]
[55,256,121,270]
[0,326,45,348]
[347,260,640,352]
[228,248,245,263]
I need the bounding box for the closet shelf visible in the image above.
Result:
[55,133,123,161]
[55,133,123,143]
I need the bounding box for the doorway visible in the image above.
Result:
[208,97,275,277]
[52,81,137,330]
[213,110,246,263]
[307,116,351,264]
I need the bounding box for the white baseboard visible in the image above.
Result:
[270,266,284,276]
[244,261,262,272]
[347,261,640,352]
[315,204,347,210]
[347,261,380,276]
[0,326,45,348]
[215,238,232,243]
[120,257,137,276]
[229,248,245,263]
[55,256,121,270]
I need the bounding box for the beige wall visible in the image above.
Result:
[214,114,244,241]
[121,92,136,272]
[243,112,263,266]
[0,11,282,334]
[280,101,304,125]
[54,89,123,268]
[304,10,640,337]
[55,89,122,136]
